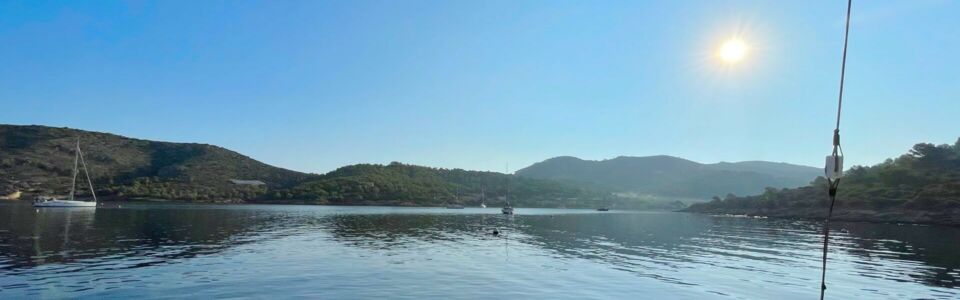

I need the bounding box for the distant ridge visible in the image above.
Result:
[0,124,815,208]
[516,155,821,199]
[684,138,960,226]
[0,124,654,208]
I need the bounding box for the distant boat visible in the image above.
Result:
[502,167,514,215]
[596,208,610,212]
[34,139,98,208]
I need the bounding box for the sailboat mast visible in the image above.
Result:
[69,139,80,201]
[77,142,98,203]
[505,163,510,206]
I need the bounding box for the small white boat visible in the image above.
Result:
[34,138,98,208]
[502,169,514,215]
[34,198,96,207]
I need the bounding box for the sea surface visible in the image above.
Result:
[0,202,957,299]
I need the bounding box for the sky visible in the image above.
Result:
[1,0,958,174]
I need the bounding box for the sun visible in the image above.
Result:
[718,38,747,63]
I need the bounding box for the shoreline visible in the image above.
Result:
[681,207,960,227]
[4,197,631,210]
[12,195,957,227]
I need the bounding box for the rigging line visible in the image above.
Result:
[69,138,80,201]
[835,0,852,131]
[821,1,853,299]
[77,144,98,202]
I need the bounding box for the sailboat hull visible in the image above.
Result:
[34,200,96,207]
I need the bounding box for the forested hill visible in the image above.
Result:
[0,125,310,201]
[1,125,672,208]
[267,162,651,208]
[516,155,820,199]
[685,138,960,226]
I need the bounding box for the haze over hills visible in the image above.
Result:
[516,155,821,199]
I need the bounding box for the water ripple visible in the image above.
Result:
[0,204,957,299]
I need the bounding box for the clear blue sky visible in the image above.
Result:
[2,1,957,174]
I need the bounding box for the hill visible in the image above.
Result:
[0,125,310,202]
[516,155,820,199]
[266,162,662,208]
[685,138,960,226]
[1,125,678,209]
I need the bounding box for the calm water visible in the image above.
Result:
[0,203,957,299]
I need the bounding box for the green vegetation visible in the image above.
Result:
[0,125,307,203]
[265,162,628,207]
[686,138,960,225]
[1,125,682,209]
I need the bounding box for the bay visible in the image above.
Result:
[0,202,957,299]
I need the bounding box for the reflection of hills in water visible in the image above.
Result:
[0,204,957,294]
[323,213,515,250]
[522,214,958,289]
[321,212,959,289]
[0,203,291,272]
[837,222,960,288]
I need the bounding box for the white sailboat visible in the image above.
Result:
[501,168,513,215]
[34,139,98,208]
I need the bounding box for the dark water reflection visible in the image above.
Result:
[0,204,285,272]
[0,202,957,299]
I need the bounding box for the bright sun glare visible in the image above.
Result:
[719,38,747,63]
